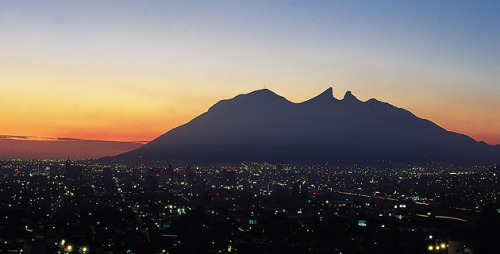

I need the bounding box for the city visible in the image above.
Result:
[1,159,498,253]
[2,2,500,253]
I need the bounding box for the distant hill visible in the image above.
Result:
[0,136,143,159]
[105,88,499,164]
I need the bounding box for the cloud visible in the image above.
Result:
[57,137,82,141]
[0,135,148,144]
[0,135,30,140]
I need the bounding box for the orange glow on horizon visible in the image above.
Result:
[1,79,499,146]
[1,70,499,146]
[2,98,499,146]
[1,1,499,160]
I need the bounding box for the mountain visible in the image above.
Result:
[106,88,499,164]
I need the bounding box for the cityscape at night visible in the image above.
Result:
[1,159,498,253]
[1,1,499,253]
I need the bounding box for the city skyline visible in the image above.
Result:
[1,1,499,160]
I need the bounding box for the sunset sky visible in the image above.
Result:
[1,0,499,156]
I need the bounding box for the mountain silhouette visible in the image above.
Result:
[106,88,499,164]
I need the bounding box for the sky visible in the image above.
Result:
[1,0,499,158]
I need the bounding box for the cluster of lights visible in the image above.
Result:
[428,243,447,251]
[60,239,88,253]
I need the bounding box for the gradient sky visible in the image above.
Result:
[1,0,499,147]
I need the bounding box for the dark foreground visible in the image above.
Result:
[0,159,498,253]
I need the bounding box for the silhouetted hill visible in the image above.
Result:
[105,88,499,164]
[0,136,143,159]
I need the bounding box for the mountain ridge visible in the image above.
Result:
[104,88,499,165]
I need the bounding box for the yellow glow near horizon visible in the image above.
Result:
[1,1,499,148]
[2,75,499,144]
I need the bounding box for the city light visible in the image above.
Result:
[0,159,494,253]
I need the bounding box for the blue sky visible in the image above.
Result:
[1,0,499,145]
